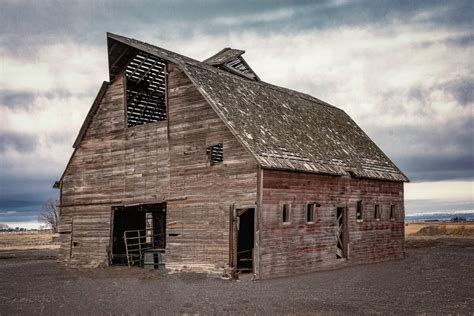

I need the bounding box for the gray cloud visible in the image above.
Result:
[368,117,474,182]
[0,175,57,223]
[1,0,472,56]
[0,173,58,201]
[46,133,75,146]
[0,132,38,153]
[0,91,36,109]
[397,154,474,181]
[444,34,474,47]
[406,199,473,212]
[442,78,474,106]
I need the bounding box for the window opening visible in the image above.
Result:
[207,143,223,165]
[374,204,381,220]
[356,200,363,221]
[282,204,290,223]
[306,203,315,223]
[390,204,396,221]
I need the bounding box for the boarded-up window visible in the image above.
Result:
[207,143,223,165]
[390,204,396,221]
[306,203,315,223]
[282,204,290,223]
[356,200,363,221]
[374,204,381,220]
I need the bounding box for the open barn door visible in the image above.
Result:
[110,203,166,266]
[230,206,255,276]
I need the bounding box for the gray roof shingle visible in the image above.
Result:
[107,33,408,182]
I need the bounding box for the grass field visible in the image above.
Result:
[0,232,59,251]
[405,222,474,237]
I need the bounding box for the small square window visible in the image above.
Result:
[306,203,315,223]
[207,143,223,165]
[282,204,290,224]
[390,204,396,221]
[356,200,363,221]
[374,204,381,220]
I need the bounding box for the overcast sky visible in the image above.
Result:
[0,0,473,226]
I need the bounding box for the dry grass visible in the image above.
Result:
[405,222,474,237]
[0,232,60,251]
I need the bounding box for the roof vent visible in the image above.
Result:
[203,48,260,81]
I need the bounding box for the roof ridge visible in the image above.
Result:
[107,32,203,66]
[185,60,342,112]
[104,32,408,182]
[202,47,231,63]
[203,47,246,65]
[108,33,340,111]
[258,81,343,111]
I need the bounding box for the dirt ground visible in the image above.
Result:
[0,237,473,315]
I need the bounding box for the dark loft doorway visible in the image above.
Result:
[111,203,166,265]
[236,208,255,273]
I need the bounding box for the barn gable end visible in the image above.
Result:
[58,50,257,268]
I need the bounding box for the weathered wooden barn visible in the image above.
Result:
[55,32,408,279]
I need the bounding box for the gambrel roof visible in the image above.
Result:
[103,33,408,182]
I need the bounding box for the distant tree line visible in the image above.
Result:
[0,224,29,232]
[450,216,467,222]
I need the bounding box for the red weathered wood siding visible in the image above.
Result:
[259,169,404,279]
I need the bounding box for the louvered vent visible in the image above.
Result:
[207,143,224,165]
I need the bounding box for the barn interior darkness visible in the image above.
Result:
[111,203,166,265]
[237,208,255,272]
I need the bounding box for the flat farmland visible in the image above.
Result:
[0,232,59,251]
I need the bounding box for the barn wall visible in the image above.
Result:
[166,64,258,272]
[59,74,170,266]
[59,65,258,270]
[260,169,404,279]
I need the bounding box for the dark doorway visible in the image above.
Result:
[111,203,166,265]
[236,208,255,273]
[336,207,347,259]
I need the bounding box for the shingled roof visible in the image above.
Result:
[106,33,408,182]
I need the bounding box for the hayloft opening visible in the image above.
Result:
[111,203,166,266]
[125,51,167,127]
